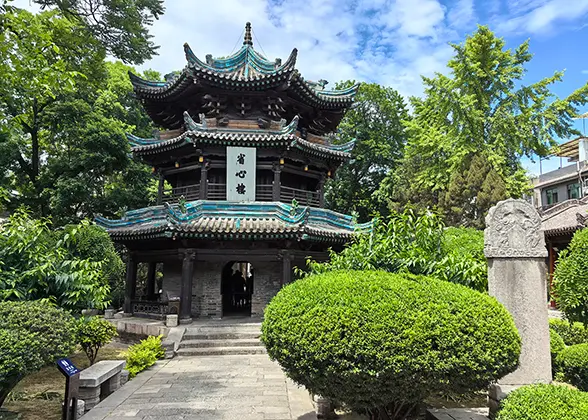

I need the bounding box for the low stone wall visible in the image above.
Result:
[108,318,169,339]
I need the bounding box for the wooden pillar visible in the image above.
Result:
[180,249,195,323]
[123,254,137,316]
[281,251,292,287]
[146,262,157,300]
[156,171,164,204]
[273,163,281,201]
[199,161,208,200]
[318,174,326,208]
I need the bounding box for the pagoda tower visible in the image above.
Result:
[97,23,370,322]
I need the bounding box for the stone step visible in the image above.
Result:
[183,331,261,340]
[177,346,267,356]
[180,339,262,348]
[185,325,261,333]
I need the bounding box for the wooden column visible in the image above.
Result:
[199,161,208,200]
[273,163,281,201]
[180,249,195,323]
[281,251,292,287]
[146,262,157,300]
[318,174,326,208]
[123,254,137,316]
[156,171,164,204]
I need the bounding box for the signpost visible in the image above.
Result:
[57,358,80,420]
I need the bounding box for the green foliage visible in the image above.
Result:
[125,335,164,379]
[557,344,588,391]
[0,208,110,311]
[549,318,588,346]
[0,10,155,224]
[306,211,487,292]
[326,82,409,222]
[396,26,588,227]
[76,317,118,365]
[553,229,588,324]
[550,329,566,375]
[496,384,588,420]
[262,271,520,419]
[0,301,76,406]
[32,0,164,65]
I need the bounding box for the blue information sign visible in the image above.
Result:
[57,358,80,377]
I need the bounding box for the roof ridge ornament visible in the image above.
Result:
[244,22,253,46]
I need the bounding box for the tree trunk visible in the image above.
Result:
[0,374,22,407]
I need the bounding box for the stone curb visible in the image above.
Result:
[80,360,169,420]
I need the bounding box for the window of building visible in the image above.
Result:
[567,182,580,200]
[546,188,559,205]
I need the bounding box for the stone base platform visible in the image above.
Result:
[426,408,489,420]
[107,317,169,339]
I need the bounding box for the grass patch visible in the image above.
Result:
[3,341,129,420]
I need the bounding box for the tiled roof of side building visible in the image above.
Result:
[95,200,373,242]
[540,196,588,236]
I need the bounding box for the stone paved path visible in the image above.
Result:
[82,355,317,420]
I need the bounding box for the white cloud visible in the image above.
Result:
[497,0,588,34]
[582,70,588,75]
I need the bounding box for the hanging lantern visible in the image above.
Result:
[175,162,180,168]
[199,156,204,163]
[327,170,332,177]
[151,167,156,173]
[304,165,309,171]
[279,158,285,165]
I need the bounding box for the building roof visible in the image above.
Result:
[96,200,372,243]
[126,113,356,161]
[550,136,587,160]
[127,23,359,134]
[540,197,588,237]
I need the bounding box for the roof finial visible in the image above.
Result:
[243,22,253,46]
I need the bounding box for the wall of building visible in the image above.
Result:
[161,258,283,319]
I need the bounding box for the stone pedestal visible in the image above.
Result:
[313,395,336,419]
[79,386,101,411]
[484,199,551,416]
[104,309,115,319]
[120,369,130,386]
[166,314,179,327]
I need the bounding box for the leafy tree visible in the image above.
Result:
[0,301,76,406]
[0,10,155,223]
[76,316,118,365]
[395,26,588,226]
[552,229,588,324]
[326,82,409,222]
[304,210,487,292]
[0,209,110,311]
[34,0,164,65]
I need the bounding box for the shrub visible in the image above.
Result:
[496,384,588,420]
[549,318,588,346]
[305,212,487,292]
[0,301,76,406]
[550,329,566,376]
[262,270,520,419]
[558,343,588,391]
[552,229,588,324]
[76,317,118,365]
[125,335,164,379]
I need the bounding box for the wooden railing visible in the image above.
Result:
[280,185,320,207]
[163,182,320,206]
[166,184,200,203]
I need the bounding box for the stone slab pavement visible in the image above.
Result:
[81,355,317,420]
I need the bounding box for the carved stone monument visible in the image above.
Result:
[484,199,551,415]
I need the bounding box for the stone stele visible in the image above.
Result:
[484,198,551,386]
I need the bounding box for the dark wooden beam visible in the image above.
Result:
[180,249,195,322]
[123,254,138,315]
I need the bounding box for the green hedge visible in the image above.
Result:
[126,335,164,379]
[76,317,118,365]
[558,343,588,391]
[549,318,588,346]
[0,301,75,406]
[550,329,565,376]
[496,384,588,420]
[262,270,520,418]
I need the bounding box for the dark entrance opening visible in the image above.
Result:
[221,261,253,316]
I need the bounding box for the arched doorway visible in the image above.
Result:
[221,261,254,316]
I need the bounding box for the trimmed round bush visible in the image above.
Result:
[77,316,118,365]
[558,343,588,391]
[0,301,76,406]
[262,271,521,418]
[550,329,566,375]
[496,384,588,420]
[549,318,588,346]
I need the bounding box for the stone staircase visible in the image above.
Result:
[177,321,266,356]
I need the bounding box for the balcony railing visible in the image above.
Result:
[162,183,320,206]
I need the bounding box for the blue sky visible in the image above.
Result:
[14,0,588,175]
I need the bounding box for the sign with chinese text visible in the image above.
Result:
[57,358,80,377]
[226,147,256,202]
